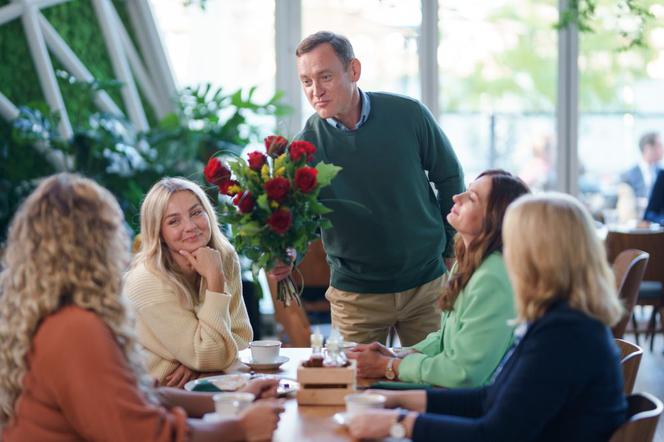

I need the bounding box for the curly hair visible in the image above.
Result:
[439,170,530,310]
[129,177,235,307]
[0,174,156,428]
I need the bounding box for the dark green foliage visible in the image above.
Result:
[0,79,289,243]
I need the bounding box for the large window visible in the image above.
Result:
[301,0,421,122]
[150,0,275,102]
[578,0,664,222]
[438,0,558,189]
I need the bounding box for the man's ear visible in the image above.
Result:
[349,58,361,82]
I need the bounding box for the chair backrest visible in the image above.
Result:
[605,230,664,286]
[614,338,644,395]
[611,249,649,338]
[609,392,663,442]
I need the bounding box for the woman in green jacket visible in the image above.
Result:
[348,170,529,388]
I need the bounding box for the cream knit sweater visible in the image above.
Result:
[124,249,253,383]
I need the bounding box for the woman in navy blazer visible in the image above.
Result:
[348,192,627,442]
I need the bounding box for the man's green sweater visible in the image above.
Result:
[297,92,464,293]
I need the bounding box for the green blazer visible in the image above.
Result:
[398,252,515,388]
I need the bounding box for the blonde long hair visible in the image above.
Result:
[503,192,623,325]
[0,174,155,427]
[130,177,233,306]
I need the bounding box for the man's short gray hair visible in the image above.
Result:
[639,131,660,152]
[296,31,355,68]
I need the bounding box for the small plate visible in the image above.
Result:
[241,355,289,370]
[333,412,351,426]
[202,412,223,422]
[184,373,251,392]
[276,378,299,397]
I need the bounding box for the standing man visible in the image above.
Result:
[274,31,464,347]
[620,131,663,200]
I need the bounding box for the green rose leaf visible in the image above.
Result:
[315,162,342,187]
[237,221,262,236]
[309,200,333,215]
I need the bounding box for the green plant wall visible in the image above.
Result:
[0,0,157,125]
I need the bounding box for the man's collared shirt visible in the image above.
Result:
[325,89,371,131]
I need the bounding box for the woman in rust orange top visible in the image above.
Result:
[0,173,283,441]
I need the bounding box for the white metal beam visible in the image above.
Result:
[92,0,148,131]
[420,0,439,117]
[0,3,22,26]
[19,3,72,138]
[0,91,20,121]
[556,0,579,195]
[126,0,177,114]
[107,5,162,117]
[275,0,302,137]
[39,14,124,116]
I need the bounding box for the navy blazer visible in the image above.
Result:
[645,170,664,223]
[621,165,661,199]
[412,302,627,442]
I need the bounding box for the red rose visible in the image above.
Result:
[233,191,254,213]
[247,151,267,171]
[289,140,316,162]
[294,166,318,193]
[267,208,292,235]
[264,177,290,202]
[204,157,231,185]
[218,179,240,196]
[264,135,289,158]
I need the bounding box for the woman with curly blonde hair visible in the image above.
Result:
[0,174,282,441]
[125,177,252,387]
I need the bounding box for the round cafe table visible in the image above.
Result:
[222,347,378,441]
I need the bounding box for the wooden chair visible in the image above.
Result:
[611,249,649,339]
[606,230,664,350]
[268,240,330,346]
[609,392,663,442]
[614,338,644,395]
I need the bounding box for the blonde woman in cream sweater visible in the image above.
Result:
[125,177,252,387]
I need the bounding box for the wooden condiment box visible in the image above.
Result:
[296,360,357,405]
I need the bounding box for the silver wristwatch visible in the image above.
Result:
[390,408,408,439]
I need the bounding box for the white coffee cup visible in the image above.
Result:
[213,392,255,417]
[249,340,282,363]
[345,393,386,417]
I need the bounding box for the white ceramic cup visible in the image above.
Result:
[249,340,282,363]
[213,392,255,417]
[345,393,386,417]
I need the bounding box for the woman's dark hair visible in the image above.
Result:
[439,169,530,310]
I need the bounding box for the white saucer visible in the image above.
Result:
[202,412,223,422]
[241,355,289,370]
[184,373,251,392]
[333,412,350,426]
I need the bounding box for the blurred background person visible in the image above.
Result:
[619,131,663,219]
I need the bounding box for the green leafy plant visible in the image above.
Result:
[0,76,290,244]
[557,0,655,50]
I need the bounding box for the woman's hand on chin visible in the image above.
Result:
[179,247,226,292]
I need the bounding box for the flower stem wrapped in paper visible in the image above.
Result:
[204,135,341,306]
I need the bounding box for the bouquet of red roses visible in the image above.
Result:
[204,135,341,306]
